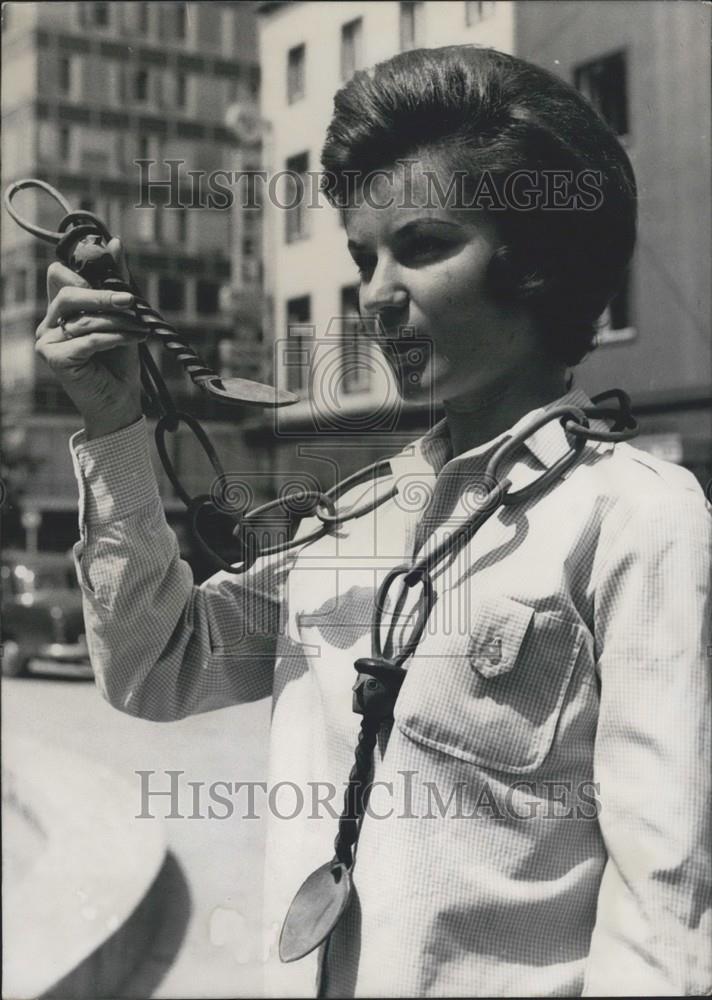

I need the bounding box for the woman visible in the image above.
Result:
[36,46,710,998]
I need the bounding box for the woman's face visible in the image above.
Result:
[343,157,539,406]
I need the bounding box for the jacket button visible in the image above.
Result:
[483,636,502,664]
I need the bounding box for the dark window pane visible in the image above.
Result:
[196,280,219,315]
[340,285,370,392]
[574,51,628,137]
[175,3,187,39]
[59,56,71,93]
[14,269,27,304]
[400,1,424,51]
[609,274,631,330]
[285,295,311,393]
[134,69,149,102]
[92,2,110,26]
[340,19,362,81]
[58,125,71,159]
[158,276,185,311]
[287,44,305,103]
[285,152,309,242]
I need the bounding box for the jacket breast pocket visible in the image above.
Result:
[393,595,586,774]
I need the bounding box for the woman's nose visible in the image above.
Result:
[360,272,409,320]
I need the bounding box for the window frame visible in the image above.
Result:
[340,18,363,82]
[573,48,630,139]
[287,43,306,104]
[399,1,425,52]
[340,284,371,394]
[464,1,496,26]
[284,151,310,243]
[595,270,636,346]
[284,295,312,395]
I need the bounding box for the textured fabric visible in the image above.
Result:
[68,385,712,998]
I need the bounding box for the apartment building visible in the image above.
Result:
[517,0,711,477]
[1,1,264,550]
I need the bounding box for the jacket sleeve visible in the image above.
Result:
[69,416,299,722]
[582,487,712,996]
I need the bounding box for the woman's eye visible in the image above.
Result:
[405,238,445,261]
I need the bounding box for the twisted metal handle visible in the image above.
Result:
[334,716,381,869]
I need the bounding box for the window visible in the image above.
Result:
[134,69,149,103]
[400,1,424,51]
[596,272,635,345]
[340,285,371,393]
[574,51,628,137]
[175,3,187,40]
[177,208,188,244]
[285,296,312,394]
[285,151,309,243]
[59,56,72,94]
[14,269,28,305]
[340,19,363,81]
[249,66,260,99]
[465,1,496,24]
[242,235,260,282]
[176,73,187,108]
[137,135,152,161]
[58,125,71,160]
[90,2,110,27]
[196,280,219,315]
[287,44,305,103]
[138,3,149,34]
[158,276,185,312]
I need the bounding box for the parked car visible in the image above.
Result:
[1,549,93,679]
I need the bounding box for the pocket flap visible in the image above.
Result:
[467,595,534,678]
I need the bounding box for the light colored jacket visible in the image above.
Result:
[69,385,712,997]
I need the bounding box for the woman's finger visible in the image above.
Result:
[38,332,144,366]
[60,313,147,339]
[46,286,135,328]
[47,261,91,303]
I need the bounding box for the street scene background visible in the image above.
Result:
[2,1,710,997]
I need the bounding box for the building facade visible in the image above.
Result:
[516,0,711,479]
[1,1,265,553]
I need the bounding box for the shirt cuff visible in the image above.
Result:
[70,416,162,526]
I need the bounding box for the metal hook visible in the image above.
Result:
[4,179,72,244]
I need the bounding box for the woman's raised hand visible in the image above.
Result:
[35,237,148,440]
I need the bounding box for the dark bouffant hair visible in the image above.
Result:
[321,46,637,366]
